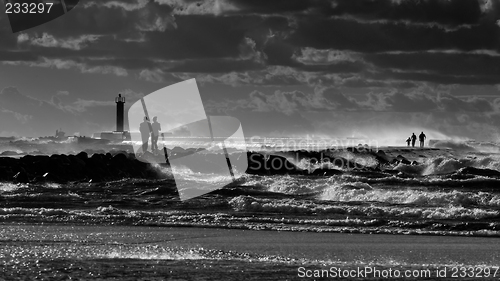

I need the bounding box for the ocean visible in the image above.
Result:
[1,137,500,280]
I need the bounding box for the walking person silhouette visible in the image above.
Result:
[419,131,426,148]
[151,116,161,153]
[411,133,417,148]
[406,137,411,147]
[140,116,151,153]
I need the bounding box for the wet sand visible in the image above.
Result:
[1,224,500,280]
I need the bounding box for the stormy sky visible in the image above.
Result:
[1,0,500,142]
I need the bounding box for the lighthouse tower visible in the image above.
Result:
[95,94,130,141]
[115,94,125,132]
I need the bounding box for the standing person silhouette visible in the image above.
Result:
[151,116,161,153]
[406,137,411,147]
[139,116,151,153]
[419,131,426,148]
[411,133,417,148]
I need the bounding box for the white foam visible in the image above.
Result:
[320,180,500,207]
[229,195,500,221]
[0,182,24,192]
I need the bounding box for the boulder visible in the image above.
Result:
[76,151,88,161]
[396,155,411,165]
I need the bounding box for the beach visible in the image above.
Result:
[2,224,500,280]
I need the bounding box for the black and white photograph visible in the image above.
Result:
[1,0,500,280]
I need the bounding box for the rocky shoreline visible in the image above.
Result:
[0,152,162,183]
[0,147,429,184]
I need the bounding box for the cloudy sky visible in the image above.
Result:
[1,0,500,142]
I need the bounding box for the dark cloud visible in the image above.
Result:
[377,69,500,85]
[365,52,500,77]
[168,58,264,73]
[201,86,500,139]
[230,0,497,27]
[288,18,500,53]
[24,1,171,37]
[302,62,366,73]
[229,0,331,15]
[327,0,484,26]
[1,0,500,140]
[2,0,497,87]
[221,87,499,114]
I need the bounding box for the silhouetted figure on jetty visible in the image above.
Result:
[151,116,161,153]
[419,131,426,148]
[140,116,151,153]
[411,133,417,147]
[406,137,411,147]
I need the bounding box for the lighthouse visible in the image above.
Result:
[95,94,130,141]
[115,94,125,132]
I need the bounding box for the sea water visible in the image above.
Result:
[1,137,500,279]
